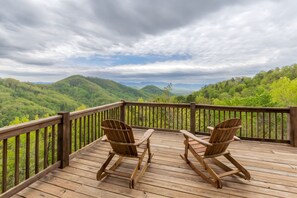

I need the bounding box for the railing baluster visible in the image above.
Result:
[160,107,163,128]
[129,106,132,125]
[198,108,200,131]
[185,108,188,130]
[44,127,48,169]
[141,106,144,127]
[203,109,206,132]
[75,119,77,151]
[262,112,265,140]
[88,115,91,144]
[245,112,248,137]
[275,113,277,141]
[69,120,72,153]
[79,117,82,149]
[84,116,86,146]
[134,106,137,126]
[152,106,155,128]
[251,112,253,138]
[281,113,284,140]
[52,125,56,164]
[164,106,166,129]
[172,107,175,130]
[35,129,39,174]
[25,132,30,179]
[257,112,259,138]
[208,109,211,126]
[15,135,20,185]
[268,112,271,139]
[93,114,95,141]
[218,110,221,123]
[2,138,8,192]
[213,110,216,126]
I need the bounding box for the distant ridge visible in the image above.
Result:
[0,75,168,127]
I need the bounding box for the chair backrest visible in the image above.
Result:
[204,119,241,157]
[101,119,138,157]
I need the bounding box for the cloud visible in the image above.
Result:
[1,0,297,84]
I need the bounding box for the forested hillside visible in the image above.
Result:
[186,64,297,107]
[0,75,165,127]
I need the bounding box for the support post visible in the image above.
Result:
[190,102,196,134]
[58,112,70,168]
[289,107,297,147]
[120,100,126,123]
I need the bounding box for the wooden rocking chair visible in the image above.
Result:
[97,119,154,188]
[180,118,251,188]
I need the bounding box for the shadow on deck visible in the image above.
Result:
[15,129,297,198]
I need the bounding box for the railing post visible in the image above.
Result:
[58,112,70,168]
[190,102,196,134]
[289,107,297,147]
[120,100,126,123]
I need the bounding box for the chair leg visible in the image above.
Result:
[129,147,154,189]
[180,154,222,188]
[182,138,190,164]
[212,158,246,179]
[147,139,152,163]
[203,161,222,188]
[97,152,115,180]
[224,153,251,180]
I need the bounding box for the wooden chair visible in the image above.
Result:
[180,118,251,188]
[97,119,154,188]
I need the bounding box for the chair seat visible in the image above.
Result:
[189,139,206,155]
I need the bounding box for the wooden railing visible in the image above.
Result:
[124,101,297,144]
[0,102,123,197]
[1,100,297,197]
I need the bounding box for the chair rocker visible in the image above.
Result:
[180,118,251,188]
[97,119,154,188]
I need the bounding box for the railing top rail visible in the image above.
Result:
[0,115,62,140]
[69,101,123,120]
[196,104,290,113]
[125,101,290,113]
[125,101,190,108]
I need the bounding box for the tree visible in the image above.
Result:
[270,77,297,106]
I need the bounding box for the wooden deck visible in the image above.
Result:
[14,129,297,198]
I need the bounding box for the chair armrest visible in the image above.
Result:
[207,126,214,135]
[135,129,154,146]
[234,136,241,141]
[101,135,108,141]
[180,130,212,146]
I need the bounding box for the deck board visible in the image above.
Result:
[17,129,297,198]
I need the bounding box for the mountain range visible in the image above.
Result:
[0,75,165,127]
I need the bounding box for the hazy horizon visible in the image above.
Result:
[1,0,297,85]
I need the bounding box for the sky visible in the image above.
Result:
[1,0,297,86]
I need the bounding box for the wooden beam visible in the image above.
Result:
[58,112,70,168]
[120,100,126,123]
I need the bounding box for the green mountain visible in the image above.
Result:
[140,85,165,96]
[187,64,297,107]
[0,78,80,127]
[0,75,168,127]
[51,75,164,105]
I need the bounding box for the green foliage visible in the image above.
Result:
[190,64,297,107]
[0,75,171,127]
[154,83,174,102]
[270,77,297,106]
